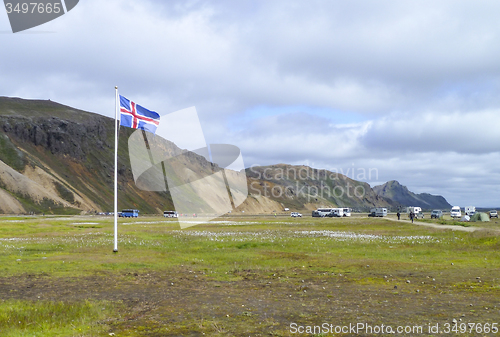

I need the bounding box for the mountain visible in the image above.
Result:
[0,96,175,214]
[243,164,399,212]
[373,180,451,210]
[0,97,450,215]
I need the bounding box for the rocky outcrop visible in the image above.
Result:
[373,180,451,210]
[0,116,109,160]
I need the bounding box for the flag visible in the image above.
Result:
[119,95,160,134]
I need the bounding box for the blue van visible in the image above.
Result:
[120,209,139,218]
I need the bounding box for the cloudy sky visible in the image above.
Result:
[2,0,500,206]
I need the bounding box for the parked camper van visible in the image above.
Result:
[163,211,178,218]
[377,208,387,217]
[369,207,387,217]
[406,206,424,218]
[316,208,334,217]
[342,208,351,217]
[450,206,461,218]
[465,206,476,216]
[329,208,343,217]
[406,206,422,215]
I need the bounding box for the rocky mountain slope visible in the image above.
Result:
[373,180,451,210]
[0,97,174,214]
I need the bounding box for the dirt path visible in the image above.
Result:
[385,217,483,232]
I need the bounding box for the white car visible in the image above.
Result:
[291,212,302,217]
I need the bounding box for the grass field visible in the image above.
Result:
[0,214,499,336]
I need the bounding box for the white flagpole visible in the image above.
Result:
[114,86,119,252]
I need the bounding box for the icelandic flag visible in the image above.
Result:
[119,95,160,134]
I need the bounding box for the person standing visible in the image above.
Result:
[397,211,401,220]
[410,212,414,223]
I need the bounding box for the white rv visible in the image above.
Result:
[450,206,462,218]
[464,206,476,216]
[163,211,178,218]
[314,207,350,217]
[406,206,422,215]
[316,208,334,217]
[342,208,351,217]
[369,207,387,217]
[330,208,344,217]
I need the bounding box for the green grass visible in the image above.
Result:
[0,133,27,171]
[0,300,117,336]
[419,217,472,227]
[0,215,498,279]
[0,215,498,335]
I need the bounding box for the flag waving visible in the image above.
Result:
[119,95,160,134]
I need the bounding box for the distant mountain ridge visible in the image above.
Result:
[373,180,451,210]
[244,164,399,212]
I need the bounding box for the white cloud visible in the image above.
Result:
[3,0,500,206]
[361,109,500,154]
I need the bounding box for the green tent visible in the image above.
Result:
[469,212,490,222]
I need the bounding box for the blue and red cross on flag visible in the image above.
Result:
[119,95,160,134]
